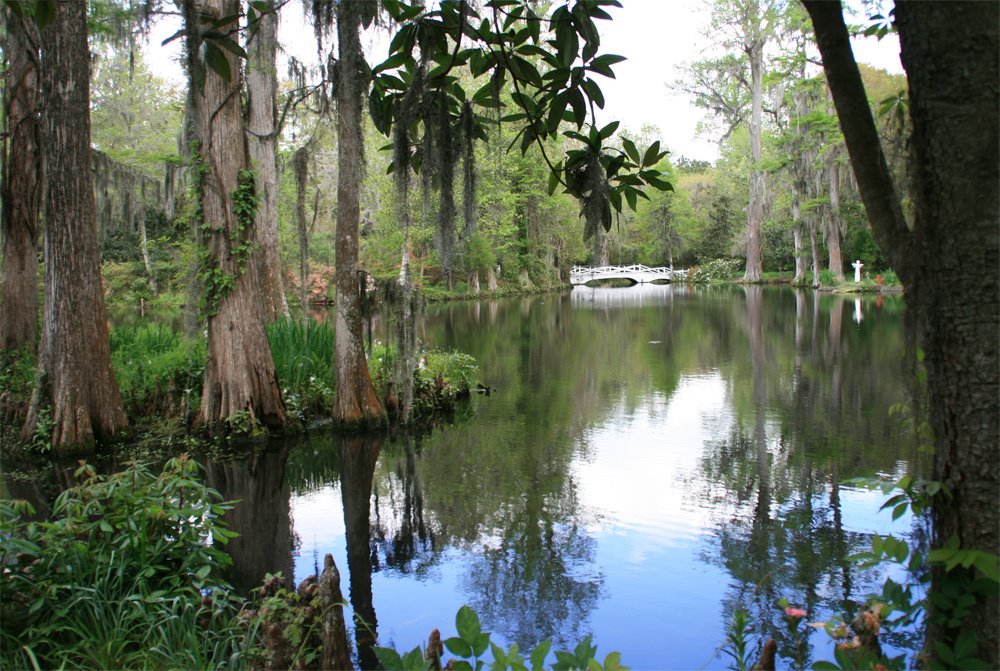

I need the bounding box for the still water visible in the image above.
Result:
[210,284,923,670]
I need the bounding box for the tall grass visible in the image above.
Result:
[267,319,335,418]
[0,456,253,669]
[109,323,205,416]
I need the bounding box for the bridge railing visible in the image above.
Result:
[570,264,685,278]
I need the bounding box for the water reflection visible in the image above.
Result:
[205,446,294,593]
[213,285,920,669]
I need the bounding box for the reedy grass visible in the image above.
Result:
[0,457,250,670]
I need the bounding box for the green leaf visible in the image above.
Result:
[211,35,247,61]
[204,42,232,82]
[623,186,637,211]
[641,141,661,167]
[530,640,551,670]
[373,647,405,671]
[621,138,641,165]
[402,646,427,670]
[974,552,1000,582]
[581,78,605,109]
[547,167,561,196]
[446,636,473,659]
[473,632,491,659]
[811,662,842,671]
[603,650,628,670]
[934,640,956,665]
[374,52,411,74]
[598,121,619,140]
[587,54,625,78]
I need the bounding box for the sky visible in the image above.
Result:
[143,0,903,163]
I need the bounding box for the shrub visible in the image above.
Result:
[374,605,628,671]
[0,456,250,670]
[688,258,744,283]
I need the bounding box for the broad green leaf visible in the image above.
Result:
[811,662,842,671]
[588,54,625,78]
[642,141,661,167]
[603,651,628,670]
[374,52,411,74]
[974,552,1000,582]
[210,13,240,29]
[473,632,491,659]
[547,166,561,196]
[598,120,619,140]
[622,138,641,164]
[530,640,551,670]
[204,42,232,81]
[374,647,405,671]
[402,646,428,670]
[581,78,605,109]
[213,35,248,60]
[446,636,473,659]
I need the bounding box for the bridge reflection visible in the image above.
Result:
[570,282,693,308]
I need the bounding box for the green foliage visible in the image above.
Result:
[373,605,628,671]
[370,0,672,255]
[0,456,249,670]
[810,472,1000,670]
[722,610,753,671]
[0,347,36,406]
[418,350,478,396]
[198,167,259,318]
[243,573,325,669]
[266,318,335,419]
[818,269,838,286]
[109,323,206,418]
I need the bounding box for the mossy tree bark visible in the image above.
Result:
[185,0,287,434]
[805,1,999,662]
[332,0,386,428]
[1,7,41,354]
[22,0,128,450]
[246,0,288,323]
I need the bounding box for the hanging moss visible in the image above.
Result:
[458,101,477,239]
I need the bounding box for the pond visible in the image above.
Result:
[208,283,925,670]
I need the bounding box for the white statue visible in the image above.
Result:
[852,259,864,283]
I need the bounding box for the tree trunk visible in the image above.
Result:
[805,1,999,663]
[340,436,381,669]
[1,8,41,354]
[808,215,819,289]
[187,0,287,434]
[826,156,844,281]
[791,196,806,284]
[22,0,128,450]
[294,146,310,316]
[743,22,765,282]
[246,0,288,322]
[895,3,999,661]
[333,0,386,427]
[138,206,158,293]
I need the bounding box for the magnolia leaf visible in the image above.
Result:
[204,42,232,82]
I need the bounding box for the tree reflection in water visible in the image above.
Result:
[205,446,294,594]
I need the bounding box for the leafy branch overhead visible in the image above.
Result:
[369,0,673,238]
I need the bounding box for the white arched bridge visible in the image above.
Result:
[570,264,687,286]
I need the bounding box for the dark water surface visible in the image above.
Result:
[212,284,923,670]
